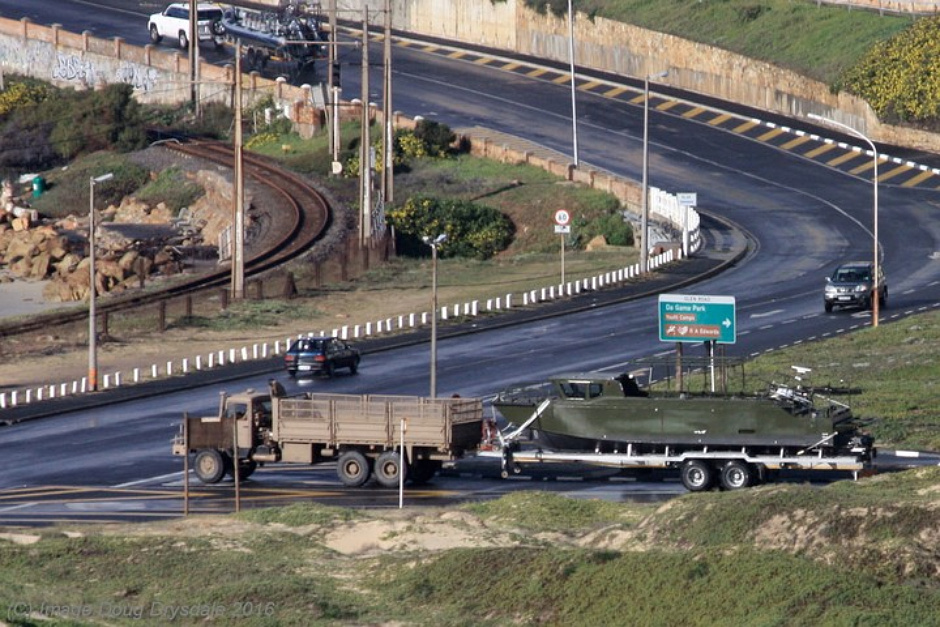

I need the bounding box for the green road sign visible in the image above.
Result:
[658,293,736,344]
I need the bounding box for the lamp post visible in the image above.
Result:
[88,172,113,392]
[807,113,880,327]
[422,233,447,397]
[640,70,668,274]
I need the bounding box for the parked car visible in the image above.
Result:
[284,337,360,377]
[148,2,225,50]
[824,261,887,313]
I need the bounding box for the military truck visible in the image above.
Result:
[172,382,483,487]
[491,369,876,492]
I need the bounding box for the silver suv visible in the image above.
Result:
[148,2,225,49]
[824,261,887,313]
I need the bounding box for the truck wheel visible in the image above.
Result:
[193,449,226,484]
[409,460,442,485]
[349,357,359,375]
[324,362,335,378]
[149,25,162,44]
[719,461,754,490]
[374,450,407,488]
[680,460,715,492]
[337,450,371,487]
[178,30,189,50]
[824,301,833,313]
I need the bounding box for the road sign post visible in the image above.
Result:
[659,294,735,393]
[554,209,571,285]
[658,293,736,344]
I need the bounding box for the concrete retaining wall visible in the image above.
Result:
[337,0,940,152]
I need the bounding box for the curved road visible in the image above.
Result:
[1,0,939,523]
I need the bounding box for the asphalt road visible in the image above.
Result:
[1,1,939,524]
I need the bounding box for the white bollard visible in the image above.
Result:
[60,383,68,396]
[229,349,236,363]
[218,350,225,366]
[442,307,449,321]
[80,379,87,394]
[354,324,361,338]
[11,390,19,406]
[183,358,189,373]
[114,372,122,387]
[342,326,349,339]
[167,361,174,376]
[208,353,215,368]
[471,301,478,316]
[241,347,248,361]
[366,322,372,336]
[506,294,513,308]
[48,385,55,399]
[0,392,5,409]
[421,312,429,325]
[195,355,202,371]
[262,344,269,358]
[252,344,259,359]
[152,364,159,378]
[72,381,79,394]
[377,320,384,333]
[26,389,33,403]
[409,313,416,327]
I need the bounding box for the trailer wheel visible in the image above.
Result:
[337,450,371,487]
[193,449,226,484]
[719,461,754,490]
[680,460,715,492]
[374,450,407,488]
[409,460,442,485]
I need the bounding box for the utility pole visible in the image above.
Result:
[232,40,245,300]
[189,0,197,110]
[328,0,340,167]
[359,6,372,245]
[382,0,393,204]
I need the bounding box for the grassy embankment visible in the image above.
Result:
[2,472,939,626]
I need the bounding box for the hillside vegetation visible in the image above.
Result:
[539,0,937,128]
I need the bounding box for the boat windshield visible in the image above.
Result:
[559,381,603,399]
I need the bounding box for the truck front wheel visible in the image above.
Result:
[719,460,754,490]
[680,459,715,492]
[337,450,371,487]
[193,449,226,484]
[374,450,407,488]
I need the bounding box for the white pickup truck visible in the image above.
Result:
[148,2,225,49]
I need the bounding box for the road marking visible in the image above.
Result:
[803,143,837,158]
[750,309,784,318]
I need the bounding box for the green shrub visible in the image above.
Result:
[836,16,940,127]
[387,194,514,260]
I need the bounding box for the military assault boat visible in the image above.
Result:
[492,370,872,455]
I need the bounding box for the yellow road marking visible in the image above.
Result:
[878,164,912,182]
[604,86,628,98]
[682,106,706,119]
[528,68,548,78]
[827,150,864,167]
[501,62,520,71]
[709,113,732,126]
[552,73,571,83]
[656,100,678,111]
[733,120,758,133]
[474,57,494,65]
[902,169,936,187]
[849,159,877,175]
[780,135,812,150]
[447,50,466,59]
[579,80,602,91]
[803,143,837,158]
[756,127,784,142]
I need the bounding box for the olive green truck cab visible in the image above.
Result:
[172,382,483,487]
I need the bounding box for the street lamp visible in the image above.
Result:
[88,172,113,391]
[640,69,668,274]
[422,233,447,398]
[807,113,880,327]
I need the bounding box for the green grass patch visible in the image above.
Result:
[235,502,362,527]
[375,545,940,626]
[462,491,631,533]
[134,166,204,214]
[30,152,149,219]
[578,0,912,84]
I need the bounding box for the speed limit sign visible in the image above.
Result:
[554,209,571,226]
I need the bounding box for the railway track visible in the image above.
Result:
[0,139,333,338]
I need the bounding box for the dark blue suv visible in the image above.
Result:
[284,337,360,377]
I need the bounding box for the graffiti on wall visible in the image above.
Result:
[116,63,158,92]
[52,52,97,86]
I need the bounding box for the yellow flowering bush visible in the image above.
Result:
[837,16,940,126]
